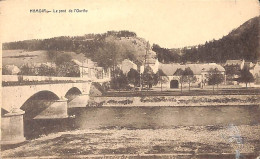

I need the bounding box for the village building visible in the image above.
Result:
[158,63,225,89]
[72,59,110,79]
[119,59,138,74]
[249,61,260,83]
[224,59,245,84]
[140,51,159,74]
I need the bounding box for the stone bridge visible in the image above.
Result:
[1,75,110,144]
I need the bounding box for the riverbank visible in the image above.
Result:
[89,95,260,107]
[2,125,260,158]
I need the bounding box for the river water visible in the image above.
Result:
[24,105,260,140]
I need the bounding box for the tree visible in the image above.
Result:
[57,61,80,77]
[174,68,184,92]
[237,67,254,88]
[110,68,128,91]
[55,53,72,65]
[142,66,158,89]
[182,67,196,92]
[38,64,56,76]
[127,68,140,88]
[208,68,224,93]
[157,69,168,91]
[20,64,35,76]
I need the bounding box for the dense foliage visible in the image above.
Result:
[208,68,225,93]
[153,16,259,63]
[237,67,255,88]
[3,31,139,69]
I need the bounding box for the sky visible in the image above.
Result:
[0,0,259,48]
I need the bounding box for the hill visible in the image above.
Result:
[3,31,156,69]
[153,16,260,63]
[3,16,259,66]
[182,16,260,63]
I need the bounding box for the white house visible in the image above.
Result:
[158,63,225,89]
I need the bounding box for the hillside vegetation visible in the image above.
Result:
[3,16,260,66]
[3,31,153,69]
[154,16,260,63]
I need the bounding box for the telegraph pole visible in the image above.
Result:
[142,41,149,90]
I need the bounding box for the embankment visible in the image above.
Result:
[88,95,260,107]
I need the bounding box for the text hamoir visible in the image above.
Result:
[30,9,88,13]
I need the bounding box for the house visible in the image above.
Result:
[158,63,225,89]
[120,59,138,74]
[224,59,245,84]
[224,59,245,70]
[140,51,159,74]
[73,59,111,80]
[250,61,260,83]
[72,59,92,78]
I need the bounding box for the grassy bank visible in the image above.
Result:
[103,87,260,97]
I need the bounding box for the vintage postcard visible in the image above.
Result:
[1,0,260,158]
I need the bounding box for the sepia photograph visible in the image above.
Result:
[0,0,260,158]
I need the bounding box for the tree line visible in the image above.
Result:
[153,16,259,63]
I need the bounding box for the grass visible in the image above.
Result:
[103,87,260,97]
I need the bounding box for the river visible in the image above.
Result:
[24,105,260,140]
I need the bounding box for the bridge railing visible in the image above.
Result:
[2,75,93,86]
[2,75,111,86]
[2,75,92,82]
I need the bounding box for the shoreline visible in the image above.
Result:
[89,94,260,107]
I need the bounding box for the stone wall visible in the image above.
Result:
[89,95,260,107]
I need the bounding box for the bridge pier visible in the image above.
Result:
[68,93,90,108]
[34,97,68,119]
[1,109,26,145]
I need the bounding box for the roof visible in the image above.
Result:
[72,59,97,68]
[159,63,225,76]
[244,62,254,69]
[122,59,137,66]
[225,60,244,66]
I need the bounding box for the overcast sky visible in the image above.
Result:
[0,0,259,48]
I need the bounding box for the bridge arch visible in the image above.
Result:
[20,90,60,120]
[65,87,82,102]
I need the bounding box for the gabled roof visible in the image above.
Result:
[225,60,244,66]
[122,59,137,66]
[159,63,185,76]
[159,63,225,76]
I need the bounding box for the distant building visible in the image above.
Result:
[224,59,245,70]
[224,59,245,84]
[250,61,260,83]
[141,51,159,74]
[159,63,225,88]
[72,59,110,79]
[120,59,138,74]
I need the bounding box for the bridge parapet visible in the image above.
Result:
[2,75,91,83]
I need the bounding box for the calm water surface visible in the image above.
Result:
[24,105,260,140]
